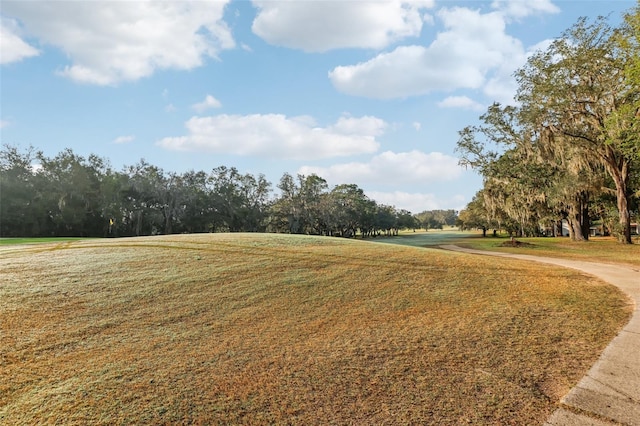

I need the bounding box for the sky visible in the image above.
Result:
[0,0,635,214]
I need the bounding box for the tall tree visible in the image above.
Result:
[457,104,590,240]
[516,16,639,242]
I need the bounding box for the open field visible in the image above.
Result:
[0,233,632,424]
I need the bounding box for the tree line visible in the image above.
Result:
[0,144,434,238]
[456,6,640,243]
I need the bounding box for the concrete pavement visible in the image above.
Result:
[440,245,640,426]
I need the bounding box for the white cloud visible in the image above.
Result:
[251,0,435,52]
[412,122,422,131]
[192,95,222,112]
[0,120,9,129]
[491,0,560,20]
[2,0,234,85]
[483,38,556,105]
[0,18,39,64]
[165,103,177,113]
[157,114,384,160]
[329,3,560,103]
[438,96,485,111]
[329,7,525,99]
[298,150,463,186]
[113,135,135,144]
[365,190,466,213]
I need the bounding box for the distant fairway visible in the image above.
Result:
[0,233,632,424]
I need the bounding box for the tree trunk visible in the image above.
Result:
[581,202,591,241]
[565,190,590,242]
[604,154,632,244]
[567,211,586,242]
[616,184,632,244]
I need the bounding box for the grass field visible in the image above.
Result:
[464,235,640,267]
[0,237,91,246]
[379,230,640,267]
[0,233,632,424]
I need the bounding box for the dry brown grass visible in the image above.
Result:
[0,233,632,424]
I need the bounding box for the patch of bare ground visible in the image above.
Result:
[0,234,632,424]
[499,239,536,248]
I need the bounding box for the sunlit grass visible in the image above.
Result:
[0,237,91,245]
[379,229,640,268]
[0,233,632,424]
[457,234,640,267]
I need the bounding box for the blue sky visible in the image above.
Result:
[1,0,634,213]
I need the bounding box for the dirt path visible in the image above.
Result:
[440,245,640,426]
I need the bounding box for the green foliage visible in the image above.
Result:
[457,8,640,243]
[415,209,457,230]
[0,145,430,238]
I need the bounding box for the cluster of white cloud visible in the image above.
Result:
[1,0,234,84]
[252,0,435,52]
[113,135,135,145]
[157,114,384,160]
[0,18,39,65]
[192,95,223,113]
[1,0,562,210]
[491,0,560,20]
[2,0,557,99]
[437,96,485,112]
[328,3,558,103]
[298,150,463,186]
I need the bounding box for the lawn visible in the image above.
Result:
[0,233,632,424]
[456,233,640,268]
[0,237,91,246]
[378,230,640,268]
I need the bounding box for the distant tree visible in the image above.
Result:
[415,209,457,230]
[457,191,493,236]
[35,149,107,236]
[209,166,271,232]
[298,174,329,235]
[2,144,424,239]
[396,209,419,231]
[124,160,168,235]
[178,170,214,234]
[271,173,327,234]
[0,145,42,236]
[375,204,397,236]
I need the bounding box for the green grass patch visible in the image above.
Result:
[458,235,640,268]
[380,230,640,268]
[0,233,632,424]
[0,237,92,245]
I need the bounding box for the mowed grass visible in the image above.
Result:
[379,230,640,268]
[0,234,632,424]
[0,237,91,246]
[458,234,640,268]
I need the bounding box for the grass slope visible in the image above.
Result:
[0,233,632,424]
